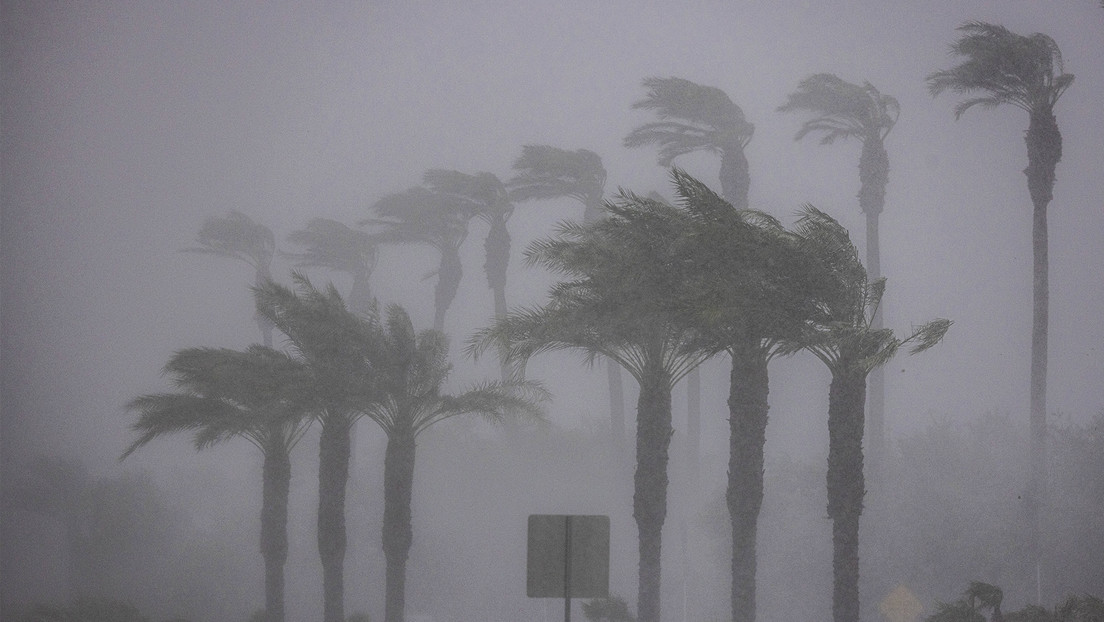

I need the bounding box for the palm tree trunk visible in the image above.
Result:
[726,343,769,622]
[261,442,291,622]
[383,431,417,622]
[434,247,463,333]
[827,369,867,622]
[633,358,673,622]
[859,138,888,480]
[318,416,351,622]
[1024,108,1060,588]
[484,216,512,381]
[609,361,626,450]
[719,147,750,211]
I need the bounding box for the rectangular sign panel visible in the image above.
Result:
[526,514,610,598]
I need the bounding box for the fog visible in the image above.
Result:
[2,2,1102,621]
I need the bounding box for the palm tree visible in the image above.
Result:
[123,346,312,622]
[254,275,380,622]
[786,206,950,622]
[367,304,544,622]
[368,182,479,333]
[927,21,1073,584]
[671,169,820,622]
[422,169,516,381]
[471,189,710,622]
[285,218,379,315]
[183,211,278,346]
[507,145,626,445]
[624,76,755,209]
[625,77,756,501]
[777,74,900,473]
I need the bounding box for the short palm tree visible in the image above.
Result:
[507,145,626,445]
[672,169,820,622]
[624,76,755,209]
[368,304,544,622]
[927,21,1073,578]
[123,345,313,622]
[183,211,278,346]
[778,74,900,471]
[471,189,710,622]
[254,274,380,622]
[786,206,950,622]
[285,218,379,315]
[368,182,479,333]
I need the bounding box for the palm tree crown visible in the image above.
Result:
[508,145,607,223]
[285,218,380,315]
[779,74,899,146]
[926,22,1073,119]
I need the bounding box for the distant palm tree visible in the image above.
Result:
[285,218,379,315]
[472,189,710,622]
[507,145,626,444]
[625,76,754,209]
[183,211,277,346]
[369,183,479,333]
[928,21,1074,583]
[786,206,950,622]
[778,74,899,472]
[367,305,544,622]
[124,346,312,622]
[422,170,516,380]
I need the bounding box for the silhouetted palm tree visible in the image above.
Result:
[625,76,754,208]
[124,346,312,622]
[928,22,1073,582]
[507,145,626,444]
[778,74,900,472]
[472,188,710,622]
[183,211,277,346]
[285,218,379,315]
[786,206,950,622]
[369,183,479,333]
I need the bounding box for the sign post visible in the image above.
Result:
[527,514,610,622]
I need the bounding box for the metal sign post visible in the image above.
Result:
[527,514,610,622]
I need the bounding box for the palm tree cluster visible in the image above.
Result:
[473,169,949,622]
[126,18,1073,622]
[124,274,543,622]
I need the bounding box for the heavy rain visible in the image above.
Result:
[2,2,1103,622]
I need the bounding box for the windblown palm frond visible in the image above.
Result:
[625,77,754,164]
[927,21,1073,118]
[182,211,276,273]
[508,145,607,208]
[285,218,378,276]
[778,73,899,143]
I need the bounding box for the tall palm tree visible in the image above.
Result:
[254,275,379,622]
[777,74,900,473]
[423,169,516,381]
[626,77,757,499]
[367,304,544,622]
[183,211,278,346]
[123,346,313,622]
[285,218,379,315]
[785,206,950,622]
[672,169,820,622]
[927,22,1073,585]
[368,182,479,333]
[471,189,710,622]
[507,145,626,445]
[624,76,755,209]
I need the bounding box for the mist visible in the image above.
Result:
[3,2,1103,622]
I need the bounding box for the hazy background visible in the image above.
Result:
[3,1,1102,621]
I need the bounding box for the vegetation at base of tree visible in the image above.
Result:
[14,597,162,622]
[926,582,1104,622]
[583,595,637,622]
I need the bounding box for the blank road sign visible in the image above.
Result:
[526,514,610,598]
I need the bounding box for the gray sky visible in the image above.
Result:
[3,0,1103,476]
